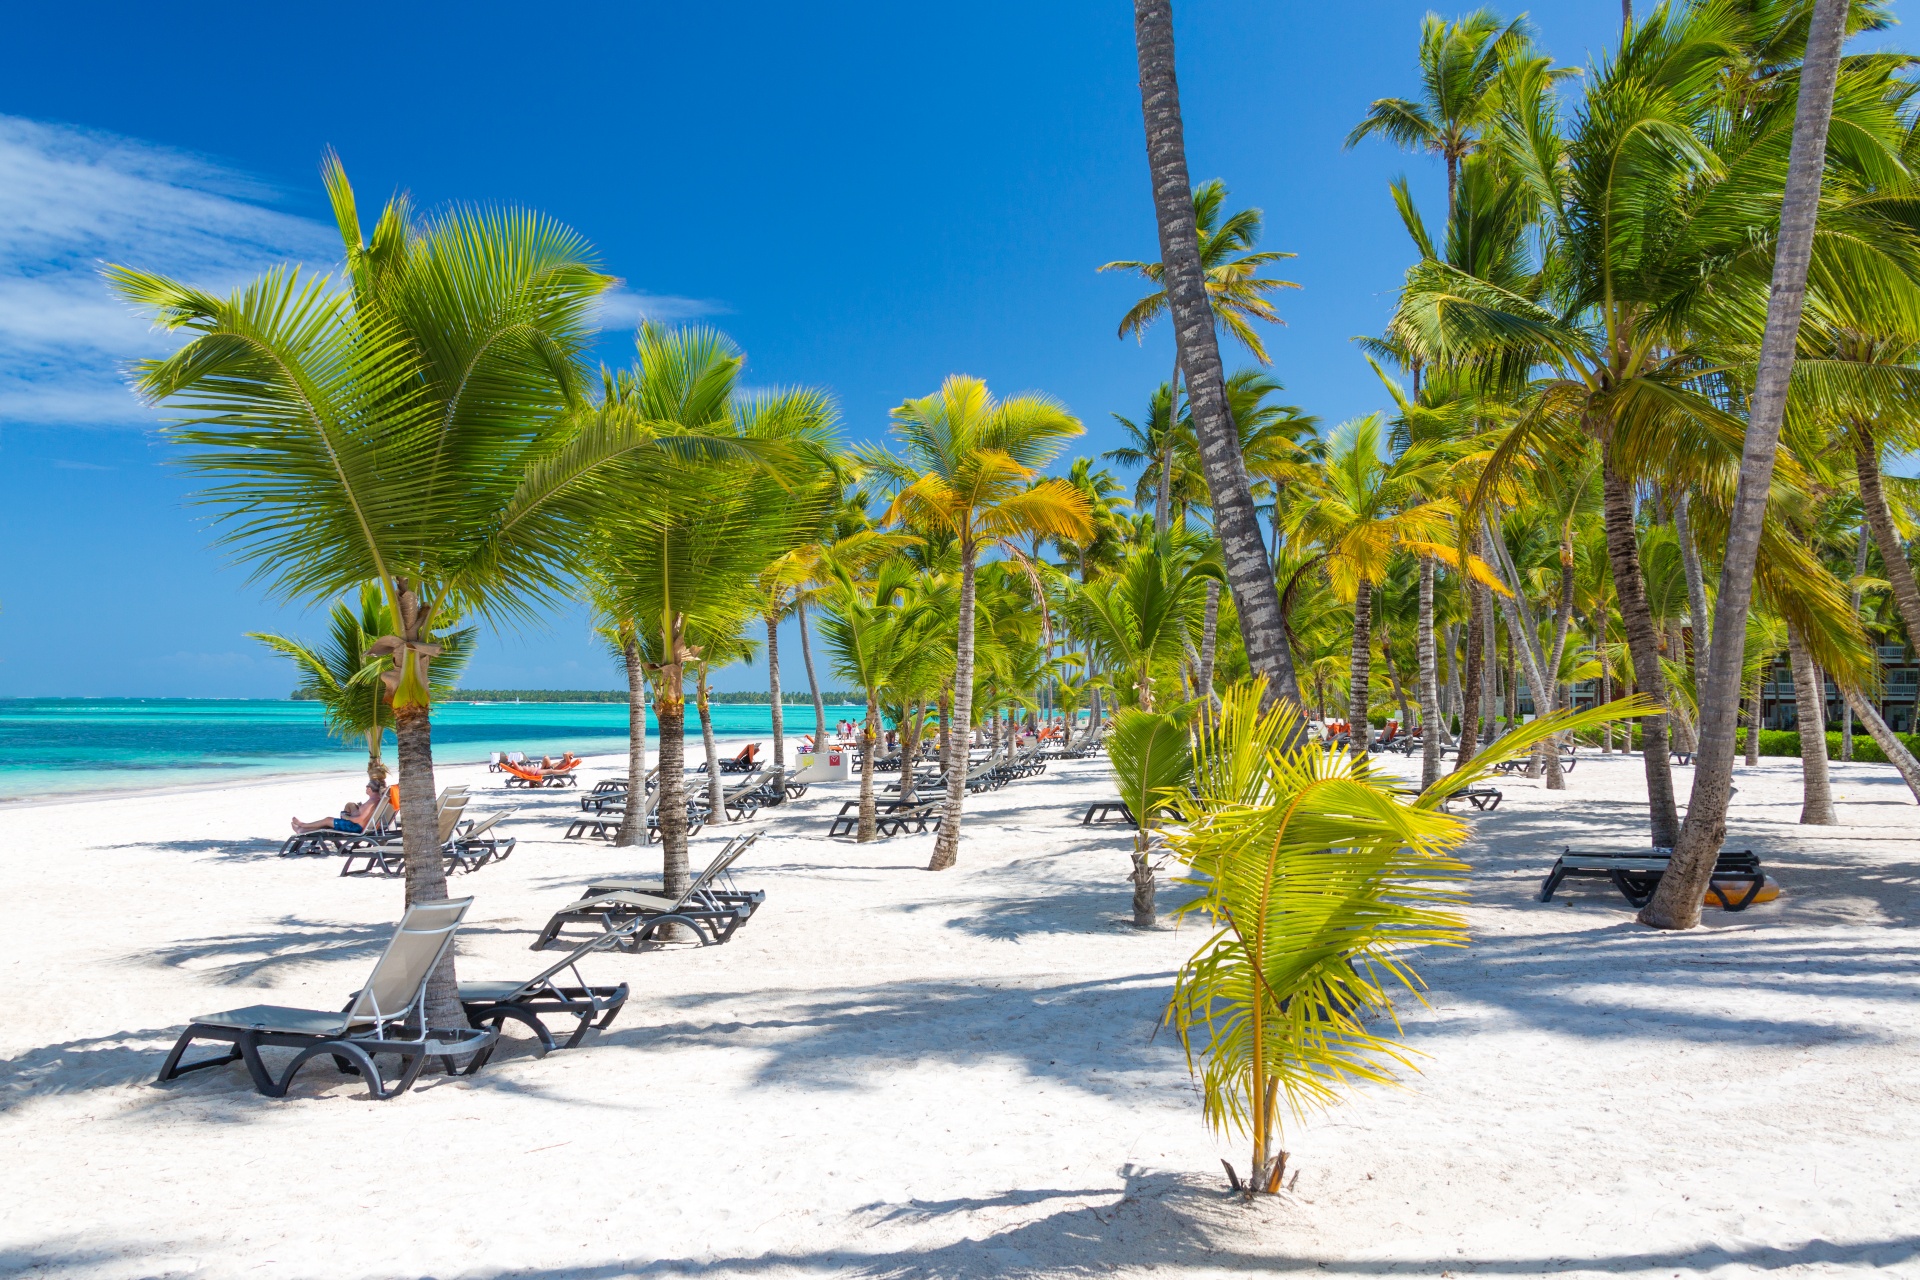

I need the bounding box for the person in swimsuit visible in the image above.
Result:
[292,782,382,834]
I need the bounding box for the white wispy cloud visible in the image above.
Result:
[592,285,726,332]
[0,116,338,428]
[0,114,720,427]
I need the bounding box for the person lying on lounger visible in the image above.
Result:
[292,783,382,835]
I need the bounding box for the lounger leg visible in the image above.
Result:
[1537,863,1566,903]
[157,1028,242,1082]
[235,1031,286,1096]
[473,1006,556,1056]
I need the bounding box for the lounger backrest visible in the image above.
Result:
[436,797,471,844]
[458,808,512,841]
[347,897,473,1025]
[361,792,395,834]
[680,830,760,902]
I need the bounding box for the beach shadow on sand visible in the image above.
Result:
[12,1161,1898,1279]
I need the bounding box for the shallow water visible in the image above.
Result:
[7,698,863,802]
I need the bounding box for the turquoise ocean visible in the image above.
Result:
[5,698,865,804]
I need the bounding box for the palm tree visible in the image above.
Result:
[1128,0,1309,717]
[1108,704,1194,927]
[1649,0,1859,926]
[818,562,931,841]
[1388,6,1908,847]
[588,327,837,892]
[1071,524,1222,711]
[252,584,473,785]
[1102,181,1298,528]
[1168,681,1643,1197]
[110,159,660,1027]
[1284,416,1453,752]
[1345,9,1548,213]
[863,375,1090,871]
[1103,382,1188,526]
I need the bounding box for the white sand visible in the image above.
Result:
[1,743,1917,1278]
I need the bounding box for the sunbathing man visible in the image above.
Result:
[292,782,382,835]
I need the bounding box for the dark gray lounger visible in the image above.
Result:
[157,897,495,1100]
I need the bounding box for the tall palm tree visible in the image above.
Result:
[863,375,1090,871]
[1129,0,1308,716]
[1345,8,1549,212]
[110,159,661,1027]
[588,327,837,890]
[252,584,473,785]
[1648,0,1865,926]
[1388,5,1910,846]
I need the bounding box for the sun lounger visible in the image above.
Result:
[1442,784,1503,811]
[1081,798,1137,826]
[343,793,470,876]
[459,925,638,1054]
[157,897,495,1100]
[279,790,397,858]
[827,797,941,838]
[714,768,778,821]
[698,743,761,774]
[873,801,941,837]
[1537,847,1768,910]
[444,809,517,872]
[533,834,762,950]
[580,832,764,913]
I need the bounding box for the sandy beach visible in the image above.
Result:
[2,743,1917,1278]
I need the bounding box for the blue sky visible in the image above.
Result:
[0,2,1898,696]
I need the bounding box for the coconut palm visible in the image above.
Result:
[862,375,1090,871]
[588,327,837,890]
[1071,524,1222,712]
[1108,703,1194,927]
[1283,415,1454,752]
[1167,679,1649,1197]
[1345,9,1551,212]
[251,584,474,785]
[817,562,926,841]
[1387,4,1911,848]
[109,159,673,1026]
[1126,0,1308,715]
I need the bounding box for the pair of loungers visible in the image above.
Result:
[342,791,516,876]
[503,756,580,788]
[825,798,942,838]
[534,832,765,950]
[158,893,655,1100]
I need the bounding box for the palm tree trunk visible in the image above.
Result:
[899,710,921,805]
[1839,685,1920,802]
[618,635,648,847]
[1600,450,1679,847]
[392,702,460,1030]
[857,705,879,842]
[1454,574,1484,773]
[1854,424,1920,643]
[1666,620,1698,754]
[1481,585,1497,740]
[1451,579,1482,771]
[1198,579,1220,713]
[1745,669,1762,765]
[1132,0,1303,717]
[1156,423,1174,532]
[1348,580,1372,752]
[930,544,978,871]
[1418,558,1443,789]
[698,669,726,823]
[655,665,690,897]
[1600,649,1614,754]
[798,599,828,750]
[1787,621,1835,824]
[1645,0,1847,928]
[1676,492,1712,678]
[1842,524,1868,760]
[767,613,786,772]
[939,685,953,774]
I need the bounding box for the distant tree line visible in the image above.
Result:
[289,688,866,705]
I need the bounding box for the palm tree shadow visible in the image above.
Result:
[102,836,285,862]
[137,916,526,984]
